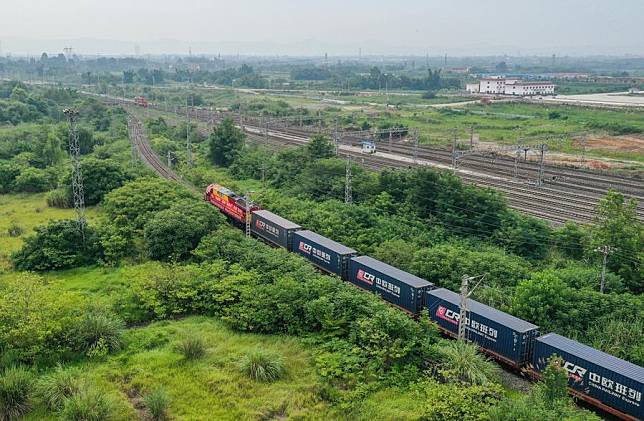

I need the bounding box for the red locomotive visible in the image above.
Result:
[134,96,148,107]
[205,184,260,224]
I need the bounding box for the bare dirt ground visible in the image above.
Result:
[476,135,643,171]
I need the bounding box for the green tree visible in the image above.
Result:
[307,134,335,160]
[61,158,131,206]
[207,118,245,166]
[143,200,223,261]
[0,161,20,193]
[13,167,54,193]
[12,220,103,271]
[511,272,573,331]
[591,190,643,293]
[102,178,194,232]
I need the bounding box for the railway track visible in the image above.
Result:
[127,116,196,193]
[116,97,642,225]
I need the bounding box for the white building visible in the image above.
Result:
[468,77,555,96]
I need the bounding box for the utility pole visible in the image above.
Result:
[451,129,458,170]
[260,163,267,185]
[595,245,616,293]
[514,144,522,180]
[413,129,419,164]
[458,274,485,341]
[537,144,547,186]
[470,125,474,149]
[186,96,193,167]
[63,108,86,241]
[345,155,353,204]
[334,117,340,156]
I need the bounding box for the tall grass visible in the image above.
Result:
[143,387,170,421]
[0,366,34,421]
[239,349,285,382]
[434,340,499,386]
[175,336,206,360]
[37,365,84,410]
[60,387,115,421]
[74,312,124,357]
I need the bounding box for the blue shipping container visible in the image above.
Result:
[533,333,643,420]
[426,288,539,367]
[290,230,357,278]
[348,256,433,314]
[251,210,301,250]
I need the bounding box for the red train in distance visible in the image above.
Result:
[205,184,260,224]
[134,96,148,107]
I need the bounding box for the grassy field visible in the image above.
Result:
[0,194,98,271]
[21,316,330,421]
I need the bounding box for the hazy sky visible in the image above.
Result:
[2,0,644,55]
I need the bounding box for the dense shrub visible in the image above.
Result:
[60,158,131,206]
[414,380,501,421]
[0,161,20,193]
[239,349,285,382]
[13,166,55,193]
[12,220,103,271]
[0,366,34,421]
[0,274,87,365]
[102,178,194,232]
[143,200,223,261]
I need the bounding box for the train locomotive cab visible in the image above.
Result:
[205,184,260,224]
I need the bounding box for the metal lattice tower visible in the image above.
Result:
[345,155,353,204]
[537,144,547,186]
[186,96,193,167]
[63,108,86,240]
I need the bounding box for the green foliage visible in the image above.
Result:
[46,188,72,208]
[61,158,131,206]
[13,167,55,193]
[60,387,115,421]
[307,134,335,160]
[207,118,245,166]
[102,177,194,232]
[591,190,643,293]
[239,349,286,382]
[553,222,589,260]
[0,161,20,193]
[72,311,124,358]
[175,336,206,361]
[489,357,600,421]
[37,365,84,410]
[12,219,103,271]
[414,380,501,421]
[411,243,530,290]
[0,274,84,365]
[539,356,569,405]
[143,200,223,261]
[143,387,170,421]
[0,366,34,421]
[432,340,499,386]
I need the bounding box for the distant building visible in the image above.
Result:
[467,77,555,96]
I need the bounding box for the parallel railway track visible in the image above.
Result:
[114,96,643,225]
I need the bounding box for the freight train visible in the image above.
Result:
[204,183,643,421]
